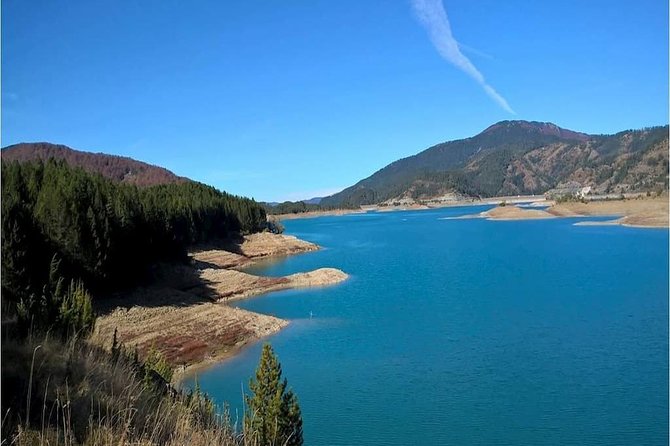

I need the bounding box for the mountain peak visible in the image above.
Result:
[481,120,590,142]
[320,122,667,207]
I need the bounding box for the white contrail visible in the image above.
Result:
[457,42,494,60]
[411,0,515,114]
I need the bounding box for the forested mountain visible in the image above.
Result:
[1,159,266,309]
[320,121,669,207]
[2,142,186,186]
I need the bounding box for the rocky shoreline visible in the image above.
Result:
[91,232,348,382]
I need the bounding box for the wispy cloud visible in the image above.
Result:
[411,0,515,114]
[457,42,494,60]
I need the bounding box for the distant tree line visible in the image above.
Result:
[263,201,352,215]
[1,159,267,318]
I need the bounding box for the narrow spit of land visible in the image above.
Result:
[92,233,348,381]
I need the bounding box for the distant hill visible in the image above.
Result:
[1,142,186,187]
[303,197,323,205]
[320,120,669,207]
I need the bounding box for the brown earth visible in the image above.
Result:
[191,232,319,268]
[482,205,555,220]
[91,233,348,381]
[91,287,288,377]
[548,197,669,228]
[442,202,555,220]
[195,267,348,302]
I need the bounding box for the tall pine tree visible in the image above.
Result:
[245,343,303,446]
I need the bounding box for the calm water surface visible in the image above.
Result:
[185,205,668,445]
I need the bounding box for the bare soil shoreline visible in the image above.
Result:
[92,195,665,384]
[547,198,669,228]
[271,195,549,220]
[91,233,348,383]
[279,195,667,228]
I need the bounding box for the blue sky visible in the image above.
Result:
[2,0,668,202]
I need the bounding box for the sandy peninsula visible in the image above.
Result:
[92,233,348,381]
[481,205,555,220]
[442,201,555,221]
[191,232,319,269]
[547,197,669,228]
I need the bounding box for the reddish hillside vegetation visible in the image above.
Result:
[1,142,186,187]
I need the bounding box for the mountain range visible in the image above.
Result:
[320,120,668,207]
[3,120,667,208]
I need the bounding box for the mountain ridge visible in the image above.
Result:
[320,120,669,207]
[1,142,187,187]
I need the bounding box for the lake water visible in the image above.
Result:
[184,205,669,445]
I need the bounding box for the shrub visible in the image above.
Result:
[144,346,174,384]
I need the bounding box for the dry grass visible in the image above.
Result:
[1,335,248,446]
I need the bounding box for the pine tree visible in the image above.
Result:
[143,346,173,383]
[279,389,303,446]
[58,279,94,338]
[245,343,303,446]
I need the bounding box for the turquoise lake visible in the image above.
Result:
[185,205,669,445]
